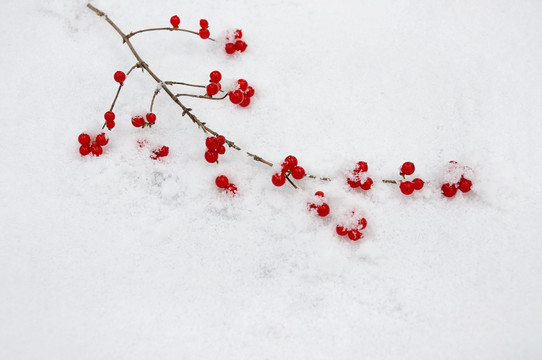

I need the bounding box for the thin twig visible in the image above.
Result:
[149,88,160,112]
[165,81,207,89]
[175,93,228,100]
[125,27,215,41]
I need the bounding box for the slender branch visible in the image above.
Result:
[125,27,215,41]
[285,176,298,189]
[175,93,228,100]
[149,88,160,112]
[165,81,207,89]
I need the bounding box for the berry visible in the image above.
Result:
[239,97,251,107]
[412,178,424,190]
[226,184,238,195]
[283,155,298,170]
[205,136,219,150]
[245,86,255,98]
[79,145,91,156]
[400,181,415,195]
[146,113,156,124]
[348,229,362,241]
[217,135,226,145]
[225,43,236,54]
[238,79,248,91]
[272,173,286,187]
[131,116,145,128]
[205,149,218,163]
[200,19,208,28]
[113,71,126,84]
[215,175,229,189]
[358,218,368,230]
[441,183,457,197]
[234,29,243,39]
[400,161,415,176]
[104,111,115,122]
[347,178,360,188]
[355,161,368,173]
[199,28,210,39]
[360,177,373,190]
[210,70,222,83]
[228,90,244,104]
[314,191,324,197]
[206,83,219,96]
[217,145,226,155]
[336,225,348,236]
[317,203,330,217]
[95,133,109,146]
[157,146,169,157]
[291,166,305,180]
[90,144,103,157]
[106,120,115,130]
[170,15,180,28]
[458,177,472,193]
[78,133,91,146]
[235,40,247,52]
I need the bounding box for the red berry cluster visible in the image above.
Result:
[272,155,305,186]
[204,135,227,163]
[151,146,169,160]
[206,70,222,97]
[307,191,330,217]
[225,29,247,54]
[215,175,238,195]
[131,113,157,128]
[78,132,109,157]
[336,214,367,241]
[441,161,473,197]
[398,161,424,195]
[228,79,254,107]
[170,15,180,28]
[199,19,210,39]
[104,111,116,130]
[347,161,373,190]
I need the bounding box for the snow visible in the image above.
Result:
[1,0,542,358]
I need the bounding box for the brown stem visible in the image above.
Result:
[175,93,228,100]
[125,27,215,41]
[165,81,207,89]
[285,175,298,189]
[149,88,160,112]
[382,179,398,184]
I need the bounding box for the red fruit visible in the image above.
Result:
[412,178,424,190]
[158,146,169,157]
[235,40,247,52]
[400,181,415,195]
[347,178,361,188]
[226,184,238,194]
[245,86,255,97]
[205,136,219,150]
[458,177,472,193]
[225,43,236,54]
[78,133,91,146]
[441,183,457,197]
[146,113,156,124]
[114,71,126,84]
[336,225,348,236]
[348,229,362,241]
[317,203,330,217]
[200,19,208,28]
[272,173,286,187]
[199,28,210,39]
[314,191,324,197]
[106,120,115,130]
[217,145,226,155]
[170,15,180,28]
[355,161,368,173]
[400,161,415,176]
[210,70,222,83]
[217,135,226,145]
[239,97,251,107]
[228,90,244,104]
[90,144,103,156]
[237,79,248,91]
[131,116,144,128]
[206,83,219,96]
[104,111,115,122]
[95,133,109,146]
[215,175,229,189]
[360,177,373,190]
[234,29,243,39]
[283,155,298,170]
[79,145,91,156]
[291,166,305,180]
[205,149,218,163]
[358,218,368,230]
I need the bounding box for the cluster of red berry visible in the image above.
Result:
[336,214,367,241]
[441,161,473,197]
[204,135,227,163]
[228,79,254,107]
[131,113,157,128]
[398,161,424,195]
[206,70,222,97]
[215,175,238,195]
[199,19,210,39]
[104,111,116,130]
[347,161,373,190]
[170,15,180,28]
[225,29,247,54]
[151,145,169,160]
[307,191,330,217]
[78,132,109,157]
[272,155,305,186]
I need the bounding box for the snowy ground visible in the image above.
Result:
[1,0,542,359]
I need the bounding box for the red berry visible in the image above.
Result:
[317,203,330,217]
[458,177,472,193]
[225,43,236,54]
[234,29,243,39]
[441,183,457,197]
[347,178,361,188]
[90,144,103,156]
[348,229,362,241]
[235,40,247,52]
[170,15,180,28]
[206,83,219,96]
[95,133,109,146]
[217,135,226,145]
[215,175,229,189]
[217,145,226,155]
[358,218,368,230]
[400,181,415,195]
[400,161,415,176]
[205,149,218,163]
[78,133,91,146]
[226,184,238,194]
[228,90,244,104]
[237,79,248,91]
[79,145,91,156]
[158,146,169,157]
[359,177,373,190]
[205,136,219,150]
[291,166,305,180]
[131,116,145,128]
[104,111,115,122]
[146,113,156,124]
[314,191,324,197]
[355,161,368,173]
[283,155,298,170]
[210,70,222,83]
[199,28,210,39]
[245,86,255,97]
[412,178,424,190]
[106,120,115,130]
[272,173,286,187]
[114,71,126,84]
[200,19,208,28]
[239,97,251,107]
[336,225,348,236]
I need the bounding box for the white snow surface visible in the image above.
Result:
[1,0,542,359]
